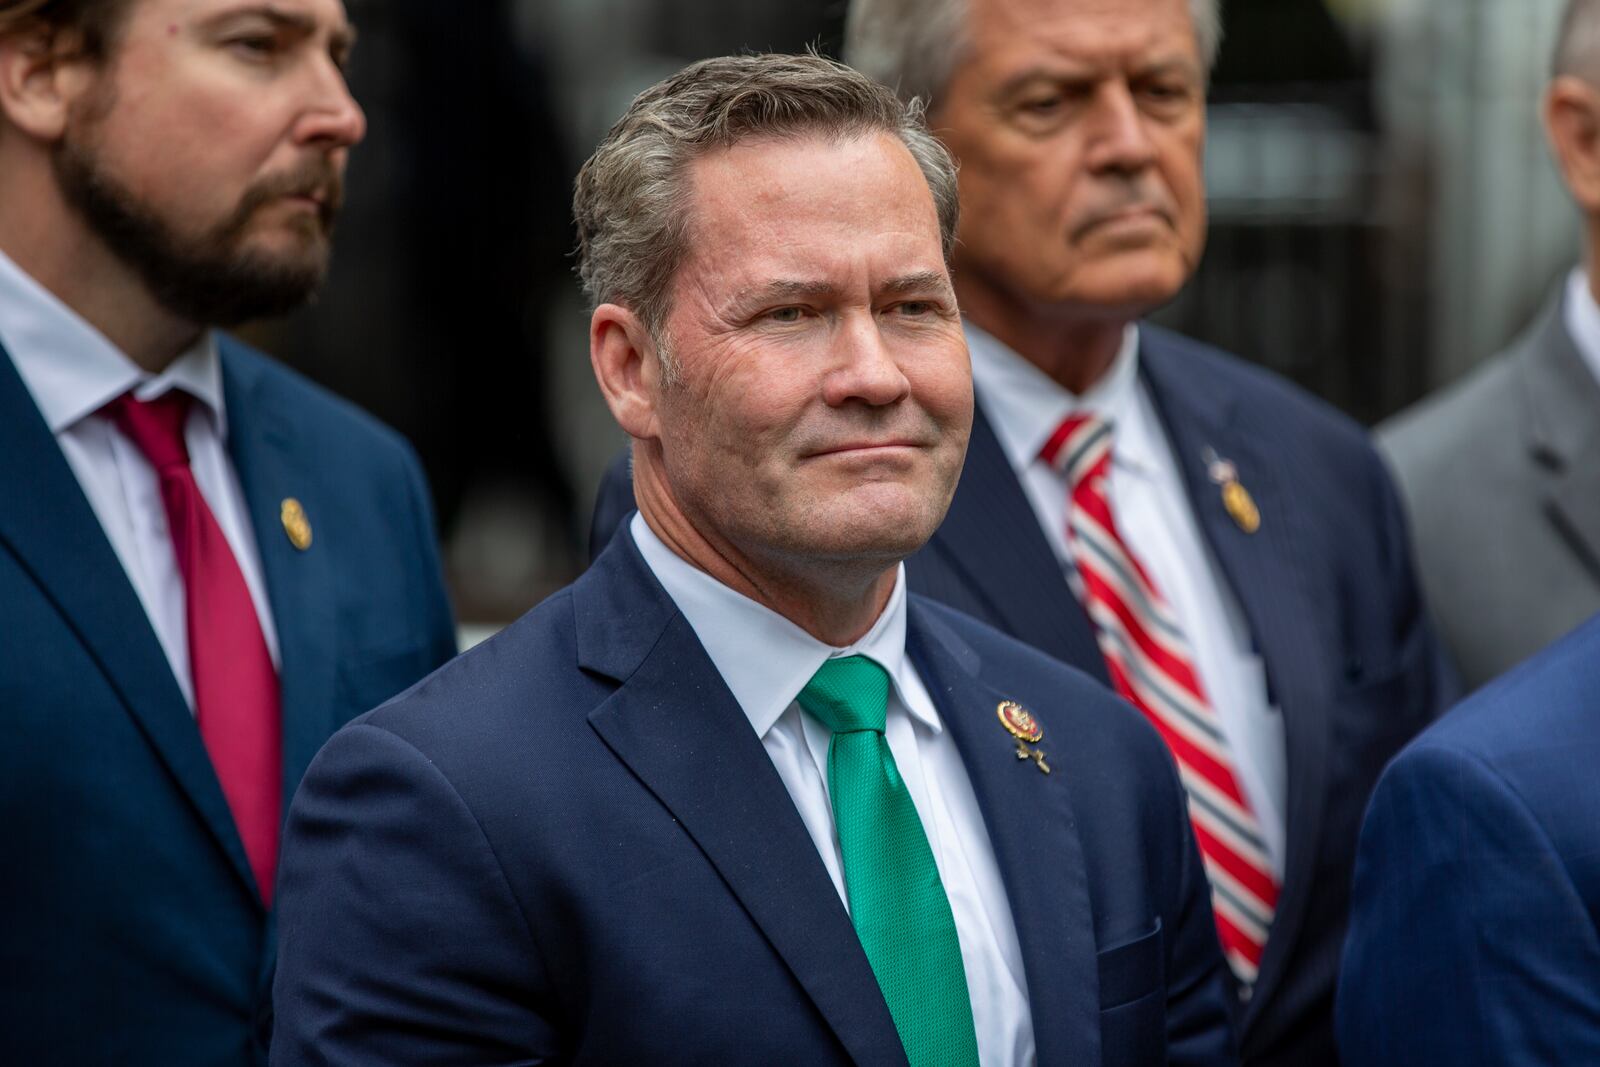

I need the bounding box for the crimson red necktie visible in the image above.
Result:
[106,391,282,906]
[1041,412,1278,987]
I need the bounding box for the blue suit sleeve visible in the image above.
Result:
[271,723,558,1065]
[1337,742,1600,1065]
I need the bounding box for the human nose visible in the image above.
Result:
[823,312,912,408]
[1083,82,1157,175]
[295,59,367,151]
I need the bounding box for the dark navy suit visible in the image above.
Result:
[0,337,457,1066]
[270,530,1239,1065]
[1338,613,1600,1065]
[591,325,1458,1066]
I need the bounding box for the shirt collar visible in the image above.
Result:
[1563,267,1600,391]
[0,245,226,437]
[966,319,1155,475]
[629,512,937,739]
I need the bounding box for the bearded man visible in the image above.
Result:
[0,1,456,1063]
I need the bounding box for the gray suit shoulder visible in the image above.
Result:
[1377,347,1521,500]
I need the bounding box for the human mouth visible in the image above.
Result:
[804,440,924,459]
[1073,204,1171,240]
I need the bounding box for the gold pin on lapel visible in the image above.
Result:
[997,700,1050,774]
[1221,481,1260,534]
[1204,448,1260,535]
[280,498,313,551]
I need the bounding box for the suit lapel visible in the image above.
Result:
[220,341,340,815]
[906,602,1102,1066]
[0,343,260,902]
[930,406,1109,683]
[1138,333,1335,1022]
[1514,297,1600,582]
[576,539,909,1067]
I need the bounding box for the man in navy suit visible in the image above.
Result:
[1338,613,1600,1063]
[0,0,455,1063]
[584,2,1456,1064]
[271,53,1237,1065]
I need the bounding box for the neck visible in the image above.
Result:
[0,157,201,373]
[632,450,898,647]
[956,275,1129,395]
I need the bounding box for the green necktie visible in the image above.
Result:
[797,656,980,1067]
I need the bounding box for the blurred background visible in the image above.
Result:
[249,0,1577,631]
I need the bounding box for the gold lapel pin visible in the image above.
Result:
[280,498,313,551]
[997,700,1050,774]
[1222,481,1261,534]
[1204,448,1260,535]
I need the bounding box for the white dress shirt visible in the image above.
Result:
[0,246,280,711]
[632,513,1035,1066]
[967,322,1287,878]
[1563,267,1600,387]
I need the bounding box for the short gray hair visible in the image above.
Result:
[573,52,961,347]
[1554,0,1600,80]
[845,0,1224,111]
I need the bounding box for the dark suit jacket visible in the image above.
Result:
[1380,286,1600,690]
[270,530,1239,1066]
[1337,613,1600,1064]
[590,324,1458,1066]
[0,336,457,1067]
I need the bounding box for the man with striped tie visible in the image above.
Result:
[595,6,1456,1061]
[836,0,1460,1062]
[272,52,1239,1066]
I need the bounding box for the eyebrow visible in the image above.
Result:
[204,4,358,52]
[995,55,1200,98]
[734,270,952,307]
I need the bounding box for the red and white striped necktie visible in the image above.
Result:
[1041,412,1278,986]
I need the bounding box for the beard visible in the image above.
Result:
[51,127,344,328]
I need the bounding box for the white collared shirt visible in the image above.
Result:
[0,246,279,711]
[1563,267,1600,388]
[967,322,1287,879]
[631,513,1035,1066]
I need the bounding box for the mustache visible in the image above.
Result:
[234,158,344,233]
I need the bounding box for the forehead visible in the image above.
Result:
[123,0,353,36]
[677,132,947,290]
[961,0,1197,71]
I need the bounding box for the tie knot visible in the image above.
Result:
[797,655,889,735]
[105,390,194,472]
[1040,411,1112,490]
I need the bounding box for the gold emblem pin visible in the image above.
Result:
[997,701,1050,774]
[1204,447,1260,535]
[280,498,313,551]
[1221,481,1260,535]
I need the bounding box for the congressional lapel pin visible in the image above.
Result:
[280,498,313,551]
[1203,447,1260,535]
[997,700,1050,774]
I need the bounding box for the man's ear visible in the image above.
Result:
[0,24,95,143]
[590,303,667,443]
[1545,75,1600,214]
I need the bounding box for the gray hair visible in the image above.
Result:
[1555,0,1600,80]
[573,51,961,357]
[845,0,1225,111]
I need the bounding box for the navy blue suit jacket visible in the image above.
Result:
[0,337,457,1066]
[1337,613,1600,1065]
[591,325,1458,1065]
[271,530,1239,1065]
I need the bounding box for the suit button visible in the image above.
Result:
[1237,983,1253,1005]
